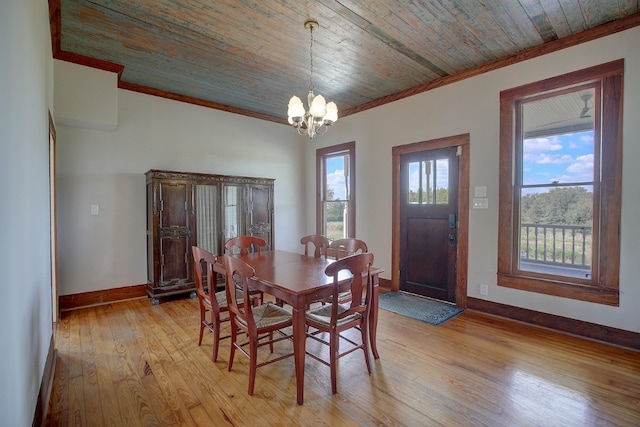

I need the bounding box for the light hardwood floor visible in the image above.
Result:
[46,296,640,426]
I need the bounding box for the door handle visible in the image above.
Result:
[448,233,456,246]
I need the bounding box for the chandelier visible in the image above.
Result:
[287,20,338,139]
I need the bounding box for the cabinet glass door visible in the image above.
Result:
[224,184,244,246]
[195,184,220,255]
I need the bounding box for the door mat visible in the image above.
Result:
[378,292,464,326]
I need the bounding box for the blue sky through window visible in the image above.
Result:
[326,156,347,200]
[407,159,449,193]
[523,130,594,186]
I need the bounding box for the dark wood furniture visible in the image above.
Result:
[191,246,231,362]
[224,235,267,256]
[222,255,294,396]
[145,169,274,304]
[305,252,376,395]
[322,237,369,304]
[327,238,368,259]
[214,250,382,404]
[300,234,330,258]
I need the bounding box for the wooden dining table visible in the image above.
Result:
[214,250,382,405]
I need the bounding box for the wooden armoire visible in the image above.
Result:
[145,169,274,304]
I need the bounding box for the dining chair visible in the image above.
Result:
[224,235,267,257]
[305,252,375,395]
[224,235,266,303]
[321,238,369,305]
[191,246,239,362]
[327,238,368,260]
[222,255,294,396]
[300,234,330,258]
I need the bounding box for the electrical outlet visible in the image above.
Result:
[480,284,489,296]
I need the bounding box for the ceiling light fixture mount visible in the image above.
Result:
[287,19,338,139]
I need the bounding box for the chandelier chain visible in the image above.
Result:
[309,25,314,93]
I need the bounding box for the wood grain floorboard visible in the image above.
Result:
[45,297,640,426]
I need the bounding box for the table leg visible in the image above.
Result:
[292,305,306,404]
[370,274,380,359]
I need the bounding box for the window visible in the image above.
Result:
[406,157,450,205]
[316,142,355,240]
[498,60,623,305]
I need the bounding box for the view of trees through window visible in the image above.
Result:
[324,188,346,240]
[406,159,449,204]
[520,186,592,225]
[499,60,622,304]
[317,142,355,241]
[407,188,449,204]
[519,186,592,271]
[518,89,595,276]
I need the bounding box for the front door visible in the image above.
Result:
[399,146,459,302]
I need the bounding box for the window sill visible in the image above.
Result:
[497,273,619,306]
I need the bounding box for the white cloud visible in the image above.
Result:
[523,136,563,153]
[567,154,594,175]
[327,169,346,199]
[524,153,573,164]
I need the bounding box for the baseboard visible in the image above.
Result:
[32,335,56,427]
[379,277,392,290]
[468,297,640,350]
[59,284,147,311]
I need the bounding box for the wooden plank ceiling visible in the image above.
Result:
[51,1,640,124]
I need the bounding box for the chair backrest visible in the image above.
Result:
[300,234,330,258]
[222,255,257,325]
[224,235,267,257]
[324,252,374,323]
[327,238,368,259]
[191,246,219,307]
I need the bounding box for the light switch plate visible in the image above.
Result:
[474,186,487,197]
[473,198,488,209]
[91,204,99,215]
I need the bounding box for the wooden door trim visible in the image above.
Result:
[49,111,59,322]
[392,134,469,308]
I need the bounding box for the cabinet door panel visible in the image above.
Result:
[159,181,189,227]
[248,186,271,225]
[160,236,189,286]
[247,185,273,247]
[158,180,193,288]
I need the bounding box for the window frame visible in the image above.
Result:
[316,141,356,239]
[498,59,623,306]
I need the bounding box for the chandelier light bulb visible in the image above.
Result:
[310,94,327,118]
[286,19,338,139]
[324,102,338,123]
[287,96,305,124]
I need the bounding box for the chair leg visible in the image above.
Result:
[269,331,274,353]
[248,333,258,395]
[212,319,220,362]
[198,321,205,346]
[361,322,372,374]
[198,308,207,346]
[329,331,339,394]
[228,324,237,372]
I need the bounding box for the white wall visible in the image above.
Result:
[308,26,640,333]
[54,60,118,130]
[0,0,54,425]
[56,86,306,295]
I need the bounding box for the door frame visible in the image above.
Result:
[49,111,59,322]
[392,133,470,308]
